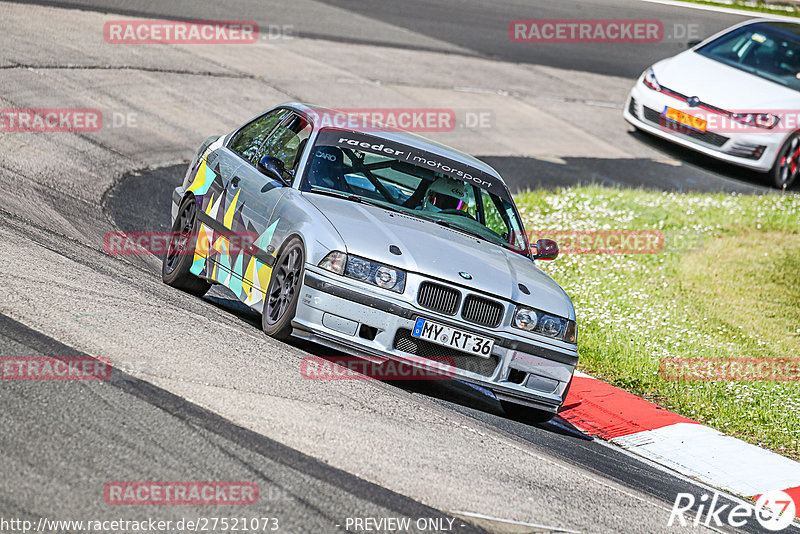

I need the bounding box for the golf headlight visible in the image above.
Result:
[731,112,780,129]
[318,252,406,293]
[512,306,577,343]
[642,68,661,91]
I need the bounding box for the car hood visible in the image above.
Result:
[304,194,574,319]
[654,51,800,109]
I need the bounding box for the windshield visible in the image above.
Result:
[300,129,530,254]
[697,22,800,92]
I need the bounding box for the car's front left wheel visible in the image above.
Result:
[262,238,305,340]
[162,196,212,297]
[770,131,800,190]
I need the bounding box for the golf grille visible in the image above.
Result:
[642,106,729,147]
[461,295,504,328]
[393,329,499,377]
[417,282,460,315]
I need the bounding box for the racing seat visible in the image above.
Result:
[307,146,349,191]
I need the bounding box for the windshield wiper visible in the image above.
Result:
[433,219,495,244]
[308,187,408,215]
[308,187,514,248]
[434,219,524,253]
[307,187,365,202]
[355,196,409,215]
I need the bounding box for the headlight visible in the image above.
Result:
[731,112,780,129]
[318,252,406,293]
[642,68,661,91]
[374,266,399,290]
[346,255,372,280]
[512,306,577,343]
[513,308,538,330]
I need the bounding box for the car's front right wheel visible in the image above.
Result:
[262,237,305,340]
[770,131,800,190]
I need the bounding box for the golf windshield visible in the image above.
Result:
[300,129,530,254]
[697,22,800,92]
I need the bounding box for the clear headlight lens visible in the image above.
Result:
[374,266,399,289]
[513,306,577,344]
[642,68,661,91]
[513,308,538,330]
[346,256,372,280]
[318,252,406,293]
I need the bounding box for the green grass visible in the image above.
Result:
[674,0,800,18]
[514,186,800,458]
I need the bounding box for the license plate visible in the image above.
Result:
[662,106,707,132]
[411,317,495,358]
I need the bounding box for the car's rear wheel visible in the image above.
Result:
[500,400,556,424]
[162,196,212,297]
[262,238,304,340]
[770,131,800,190]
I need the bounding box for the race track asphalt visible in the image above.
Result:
[0,1,790,532]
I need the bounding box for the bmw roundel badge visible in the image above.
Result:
[459,272,472,280]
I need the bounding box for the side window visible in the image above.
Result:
[229,109,286,163]
[259,114,312,179]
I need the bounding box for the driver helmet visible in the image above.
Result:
[421,177,469,212]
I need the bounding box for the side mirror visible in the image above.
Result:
[531,238,558,261]
[257,156,289,185]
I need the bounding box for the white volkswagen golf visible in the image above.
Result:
[624,19,800,189]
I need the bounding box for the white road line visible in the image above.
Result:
[595,437,800,531]
[572,370,595,379]
[612,423,800,498]
[449,511,581,533]
[640,0,800,22]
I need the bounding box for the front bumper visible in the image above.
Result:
[624,82,786,173]
[293,267,577,413]
[171,186,185,224]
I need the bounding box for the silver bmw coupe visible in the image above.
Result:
[164,102,578,422]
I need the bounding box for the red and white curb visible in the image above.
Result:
[560,371,800,517]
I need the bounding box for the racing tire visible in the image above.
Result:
[162,196,212,297]
[770,131,800,190]
[262,237,305,341]
[500,400,556,424]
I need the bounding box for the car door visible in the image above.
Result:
[230,112,312,308]
[217,110,312,309]
[194,108,287,290]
